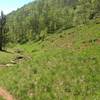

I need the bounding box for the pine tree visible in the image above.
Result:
[0,11,6,51]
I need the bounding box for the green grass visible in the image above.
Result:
[0,51,14,64]
[0,23,100,100]
[0,97,5,100]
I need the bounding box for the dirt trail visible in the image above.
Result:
[0,63,15,68]
[0,87,14,100]
[0,65,7,67]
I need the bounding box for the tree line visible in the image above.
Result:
[0,0,100,49]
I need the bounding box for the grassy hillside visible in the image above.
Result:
[0,23,100,100]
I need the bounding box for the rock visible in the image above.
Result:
[10,60,16,64]
[15,55,24,60]
[14,48,24,53]
[6,64,14,67]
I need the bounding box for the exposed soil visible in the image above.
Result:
[0,64,14,68]
[0,87,14,100]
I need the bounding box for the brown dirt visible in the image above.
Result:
[0,87,14,100]
[0,65,7,67]
[96,38,100,44]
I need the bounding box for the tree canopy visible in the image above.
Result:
[6,0,100,44]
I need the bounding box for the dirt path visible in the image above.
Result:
[0,87,14,100]
[0,64,14,68]
[0,65,7,67]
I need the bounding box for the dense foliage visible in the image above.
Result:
[0,11,7,50]
[6,0,100,43]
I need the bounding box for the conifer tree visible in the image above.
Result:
[0,11,6,50]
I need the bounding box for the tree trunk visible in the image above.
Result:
[0,28,3,51]
[0,46,2,51]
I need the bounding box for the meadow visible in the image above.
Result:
[0,23,100,100]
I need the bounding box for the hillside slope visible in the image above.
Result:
[6,0,99,43]
[0,22,100,100]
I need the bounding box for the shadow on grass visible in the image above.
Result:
[0,50,13,54]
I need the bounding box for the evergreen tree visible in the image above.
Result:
[0,11,7,51]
